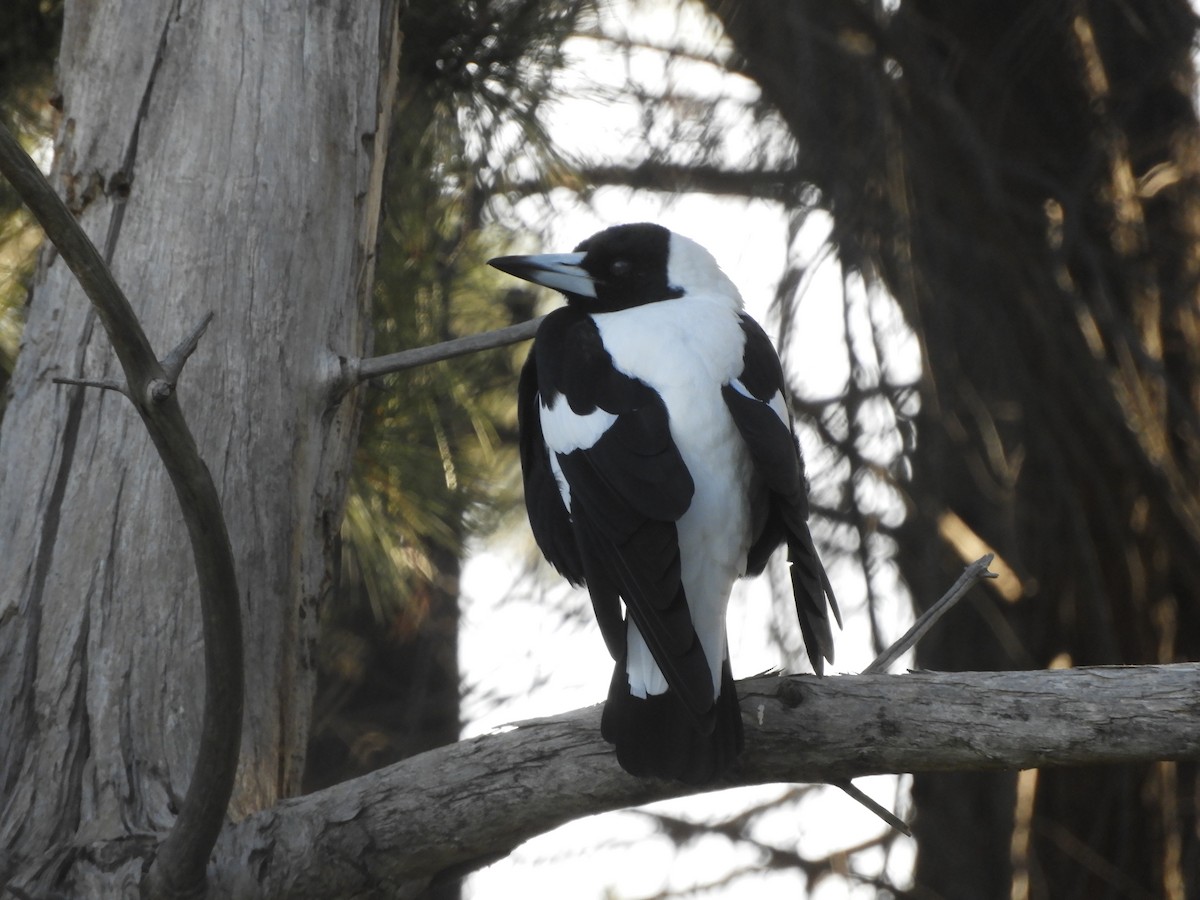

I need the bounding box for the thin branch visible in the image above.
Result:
[822,555,997,836]
[51,376,129,396]
[505,162,808,203]
[0,122,243,899]
[832,780,911,836]
[161,311,215,384]
[862,553,997,675]
[210,662,1200,897]
[51,313,215,405]
[334,315,544,398]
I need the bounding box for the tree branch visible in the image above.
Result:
[333,315,544,398]
[505,162,809,203]
[50,375,129,396]
[0,122,242,899]
[160,311,214,385]
[209,662,1200,897]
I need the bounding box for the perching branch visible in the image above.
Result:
[208,662,1200,898]
[0,122,242,899]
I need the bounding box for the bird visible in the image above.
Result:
[489,222,840,784]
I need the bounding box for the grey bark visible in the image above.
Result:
[0,0,397,893]
[204,663,1200,898]
[0,118,243,897]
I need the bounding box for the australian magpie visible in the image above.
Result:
[489,223,840,784]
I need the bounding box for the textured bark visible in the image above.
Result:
[203,664,1200,898]
[0,120,244,898]
[0,0,397,893]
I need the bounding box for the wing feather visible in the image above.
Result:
[723,314,841,674]
[522,308,715,721]
[518,352,583,584]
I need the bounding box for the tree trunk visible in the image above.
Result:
[0,0,397,892]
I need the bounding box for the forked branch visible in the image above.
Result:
[0,122,242,900]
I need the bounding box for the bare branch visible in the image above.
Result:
[826,557,1000,838]
[0,122,242,898]
[161,311,215,384]
[335,315,544,398]
[831,780,911,836]
[132,313,218,412]
[47,313,214,406]
[209,662,1200,897]
[506,162,808,203]
[51,376,129,396]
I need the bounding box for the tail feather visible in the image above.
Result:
[787,526,840,675]
[601,656,743,784]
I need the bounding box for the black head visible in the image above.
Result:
[489,222,689,312]
[570,223,684,311]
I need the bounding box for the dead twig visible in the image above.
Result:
[834,553,997,835]
[863,553,997,675]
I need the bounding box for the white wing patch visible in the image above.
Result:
[730,378,791,429]
[768,388,790,426]
[540,394,617,453]
[548,452,571,512]
[540,394,617,513]
[728,379,754,400]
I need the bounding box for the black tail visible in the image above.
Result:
[600,656,743,784]
[787,521,841,676]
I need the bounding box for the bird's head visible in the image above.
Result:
[488,223,741,313]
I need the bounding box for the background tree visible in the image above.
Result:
[703,0,1200,896]
[5,0,1200,897]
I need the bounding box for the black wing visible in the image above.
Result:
[721,313,841,673]
[518,350,584,584]
[521,308,716,720]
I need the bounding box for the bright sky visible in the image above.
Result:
[459,2,920,897]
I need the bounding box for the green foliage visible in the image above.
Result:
[309,0,592,785]
[341,0,590,630]
[0,198,40,414]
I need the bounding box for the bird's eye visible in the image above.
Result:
[610,259,632,277]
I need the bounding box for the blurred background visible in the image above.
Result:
[4,1,1199,897]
